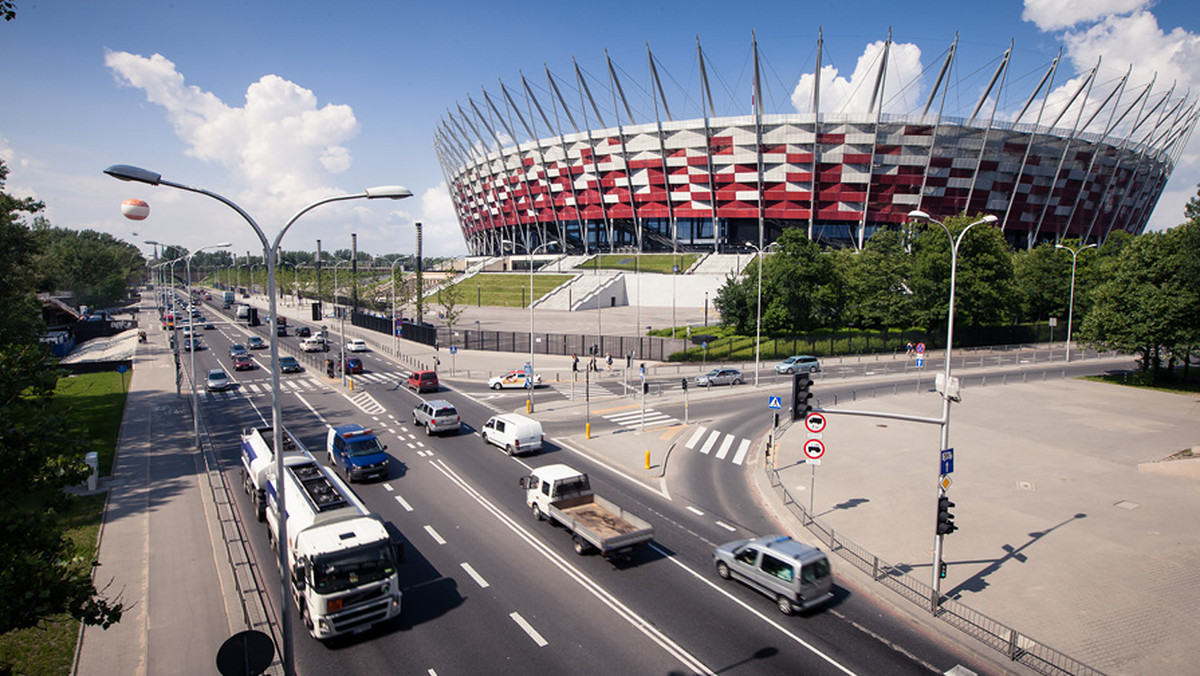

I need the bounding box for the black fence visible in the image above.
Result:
[439,328,690,362]
[351,310,438,347]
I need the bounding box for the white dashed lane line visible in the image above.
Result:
[510,612,548,647]
[424,525,446,545]
[460,562,490,589]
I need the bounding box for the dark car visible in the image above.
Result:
[278,356,302,373]
[344,357,364,374]
[232,354,255,371]
[295,326,311,338]
[247,336,266,350]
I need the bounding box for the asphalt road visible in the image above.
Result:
[170,294,994,675]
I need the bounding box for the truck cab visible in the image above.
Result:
[327,424,389,482]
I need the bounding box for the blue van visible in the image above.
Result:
[325,424,389,482]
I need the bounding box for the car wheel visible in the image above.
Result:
[345,466,353,484]
[734,378,744,385]
[704,381,712,388]
[810,366,819,373]
[572,536,590,555]
[788,367,796,374]
[491,382,502,390]
[777,595,795,615]
[425,423,433,437]
[505,444,515,456]
[481,433,489,447]
[532,504,543,521]
[716,561,731,580]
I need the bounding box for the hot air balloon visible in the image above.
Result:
[122,198,149,220]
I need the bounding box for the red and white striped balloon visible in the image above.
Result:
[121,198,149,220]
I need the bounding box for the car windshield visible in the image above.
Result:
[281,358,297,365]
[346,436,383,457]
[310,542,395,595]
[704,370,720,377]
[208,371,224,380]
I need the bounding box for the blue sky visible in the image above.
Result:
[2,0,1197,258]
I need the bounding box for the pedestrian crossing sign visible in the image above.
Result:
[767,396,783,410]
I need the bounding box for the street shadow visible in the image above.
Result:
[814,497,870,519]
[945,512,1088,599]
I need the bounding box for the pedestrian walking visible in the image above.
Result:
[572,353,579,373]
[590,355,598,372]
[905,341,914,358]
[605,352,613,371]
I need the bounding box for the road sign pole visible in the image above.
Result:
[810,465,816,516]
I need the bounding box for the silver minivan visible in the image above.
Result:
[413,399,461,436]
[712,535,834,615]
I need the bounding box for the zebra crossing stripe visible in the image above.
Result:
[731,439,751,466]
[698,431,721,455]
[714,434,735,460]
[685,426,708,449]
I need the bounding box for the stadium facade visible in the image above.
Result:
[435,34,1198,256]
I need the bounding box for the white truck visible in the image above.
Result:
[240,426,306,522]
[520,463,655,560]
[265,452,404,640]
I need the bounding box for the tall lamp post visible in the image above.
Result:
[745,241,778,386]
[104,164,411,676]
[503,238,558,413]
[186,243,232,448]
[1054,242,1096,363]
[332,260,351,387]
[390,257,405,356]
[907,209,997,610]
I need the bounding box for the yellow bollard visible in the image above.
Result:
[586,422,591,439]
[644,451,651,470]
[349,376,354,391]
[526,399,531,414]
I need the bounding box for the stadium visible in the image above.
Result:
[435,33,1197,256]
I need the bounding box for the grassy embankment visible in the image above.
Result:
[0,371,126,675]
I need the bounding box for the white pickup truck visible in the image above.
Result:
[299,336,327,352]
[520,463,654,560]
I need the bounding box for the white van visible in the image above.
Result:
[235,304,250,319]
[480,414,543,456]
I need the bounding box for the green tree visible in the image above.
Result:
[839,227,916,330]
[910,214,1016,335]
[712,271,753,335]
[0,160,123,638]
[761,228,844,334]
[34,227,144,309]
[1079,221,1200,373]
[437,271,466,341]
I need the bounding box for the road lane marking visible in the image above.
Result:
[731,439,751,466]
[685,426,707,449]
[699,431,721,455]
[714,521,736,532]
[648,542,856,675]
[714,434,735,460]
[383,483,393,492]
[509,612,548,647]
[429,459,711,674]
[394,495,413,512]
[686,506,705,516]
[460,562,490,589]
[423,524,444,544]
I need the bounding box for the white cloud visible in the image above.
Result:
[104,51,360,226]
[419,183,467,257]
[1023,0,1150,32]
[791,41,924,115]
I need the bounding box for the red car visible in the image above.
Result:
[344,357,364,374]
[232,354,255,371]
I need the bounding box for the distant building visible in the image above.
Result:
[437,34,1195,255]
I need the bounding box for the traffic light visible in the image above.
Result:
[936,496,957,535]
[939,560,948,579]
[680,378,688,391]
[791,373,813,421]
[311,302,322,321]
[642,381,649,395]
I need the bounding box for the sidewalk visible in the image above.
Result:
[74,297,252,675]
[753,376,1200,675]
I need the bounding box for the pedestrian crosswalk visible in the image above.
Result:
[602,407,679,430]
[549,379,628,400]
[684,426,753,466]
[198,370,409,399]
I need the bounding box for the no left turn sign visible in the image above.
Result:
[804,413,826,434]
[803,439,825,460]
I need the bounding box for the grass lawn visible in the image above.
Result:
[454,273,574,307]
[0,371,127,675]
[579,253,699,274]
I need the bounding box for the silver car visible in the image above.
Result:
[696,368,744,387]
[206,368,233,392]
[713,535,834,615]
[775,355,822,374]
[412,399,461,436]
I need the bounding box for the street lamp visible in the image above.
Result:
[332,260,351,387]
[390,257,405,356]
[907,209,997,611]
[104,163,410,676]
[745,241,778,387]
[186,243,232,448]
[1055,243,1096,363]
[502,237,558,413]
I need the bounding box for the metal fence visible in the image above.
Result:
[431,327,693,362]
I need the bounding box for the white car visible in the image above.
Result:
[346,338,369,352]
[488,370,543,390]
[206,369,233,392]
